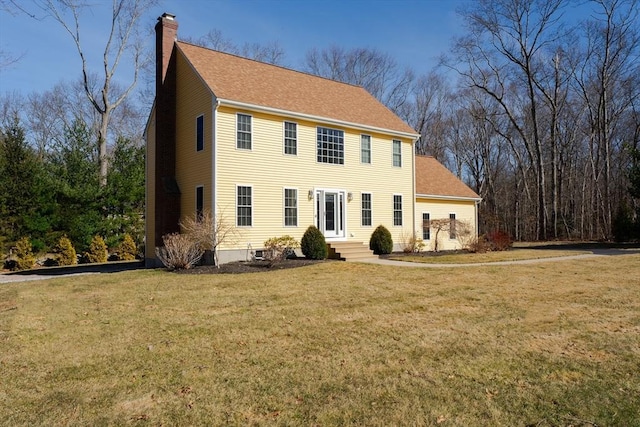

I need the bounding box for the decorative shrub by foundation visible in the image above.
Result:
[300,226,327,260]
[369,225,393,254]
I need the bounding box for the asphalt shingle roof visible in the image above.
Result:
[415,155,480,199]
[176,41,417,136]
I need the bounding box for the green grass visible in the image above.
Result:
[1,255,639,426]
[390,248,591,264]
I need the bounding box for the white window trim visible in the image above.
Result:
[196,114,204,152]
[449,212,457,240]
[236,113,253,151]
[361,192,372,227]
[422,212,431,240]
[360,134,372,165]
[283,187,298,227]
[316,126,345,165]
[236,184,253,227]
[283,121,298,156]
[393,193,403,227]
[392,139,402,167]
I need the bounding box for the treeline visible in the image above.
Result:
[299,0,640,242]
[0,116,144,256]
[1,0,639,259]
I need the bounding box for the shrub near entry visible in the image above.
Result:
[301,226,327,260]
[369,225,393,254]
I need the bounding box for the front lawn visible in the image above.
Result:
[1,255,639,425]
[389,248,590,264]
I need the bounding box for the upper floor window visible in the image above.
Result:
[196,115,204,151]
[237,185,252,226]
[392,139,402,167]
[317,127,344,164]
[361,134,371,164]
[393,194,403,226]
[284,122,297,155]
[284,188,298,227]
[361,192,372,226]
[237,113,252,150]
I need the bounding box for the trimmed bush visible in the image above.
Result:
[155,233,203,270]
[119,234,137,260]
[14,237,36,270]
[54,235,77,265]
[486,230,512,251]
[85,235,108,263]
[263,235,300,265]
[300,226,327,260]
[369,225,393,255]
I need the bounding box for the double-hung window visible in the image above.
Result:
[236,185,252,226]
[393,195,403,226]
[237,114,252,150]
[196,115,204,151]
[317,127,344,164]
[422,213,430,240]
[361,193,372,226]
[284,188,298,226]
[392,139,402,167]
[196,186,204,221]
[361,134,371,164]
[449,213,456,239]
[284,122,297,155]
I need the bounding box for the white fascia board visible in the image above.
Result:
[416,193,483,202]
[217,98,420,141]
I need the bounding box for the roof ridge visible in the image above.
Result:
[175,40,369,92]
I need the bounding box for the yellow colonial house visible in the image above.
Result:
[145,13,480,266]
[145,13,421,265]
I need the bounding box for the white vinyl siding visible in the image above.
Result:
[237,113,252,150]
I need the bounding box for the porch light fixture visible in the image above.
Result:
[308,189,314,200]
[347,192,353,202]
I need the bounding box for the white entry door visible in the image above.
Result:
[315,189,346,239]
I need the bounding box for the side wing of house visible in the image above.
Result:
[416,197,478,251]
[414,155,481,251]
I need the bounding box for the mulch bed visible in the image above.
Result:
[174,257,330,274]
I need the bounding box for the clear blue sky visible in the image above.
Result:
[0,0,466,96]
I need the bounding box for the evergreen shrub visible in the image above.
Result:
[54,235,77,265]
[14,237,36,270]
[300,226,327,260]
[119,234,138,260]
[369,225,393,255]
[85,235,108,263]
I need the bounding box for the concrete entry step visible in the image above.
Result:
[327,241,376,261]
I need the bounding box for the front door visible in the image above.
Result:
[316,189,346,239]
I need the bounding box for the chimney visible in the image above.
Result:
[153,13,180,254]
[155,13,178,86]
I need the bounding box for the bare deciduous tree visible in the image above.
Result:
[19,0,156,185]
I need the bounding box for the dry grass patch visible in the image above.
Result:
[1,255,639,426]
[391,248,590,264]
